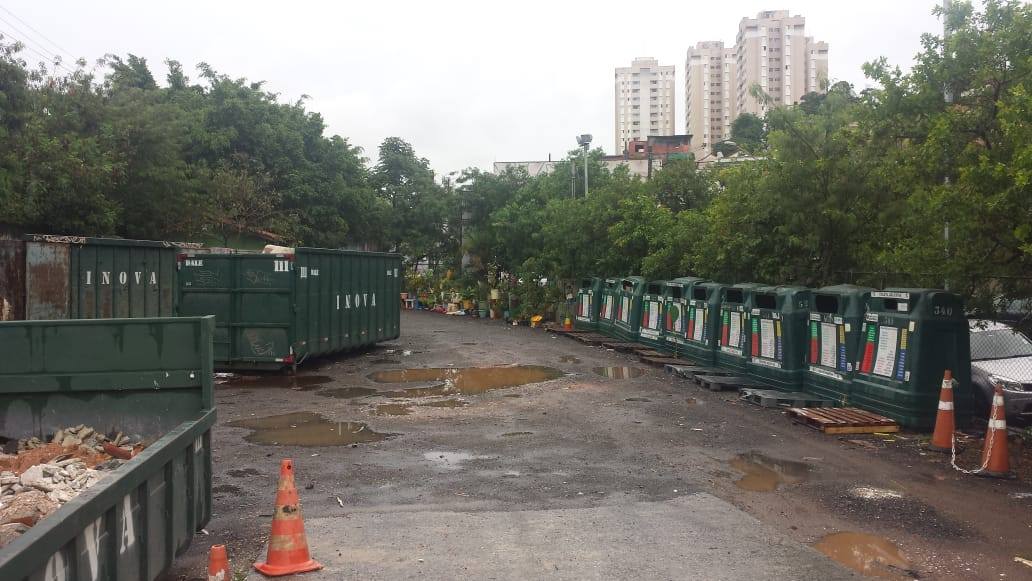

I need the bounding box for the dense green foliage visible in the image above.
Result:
[450,1,1031,319]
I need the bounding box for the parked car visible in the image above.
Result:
[969,320,1032,424]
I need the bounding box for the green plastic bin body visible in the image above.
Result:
[177,247,402,369]
[574,277,603,331]
[636,280,668,351]
[0,316,216,581]
[716,283,764,374]
[611,276,646,342]
[596,278,620,337]
[745,286,812,391]
[801,285,873,403]
[0,235,192,321]
[677,282,727,365]
[849,289,974,429]
[658,277,707,356]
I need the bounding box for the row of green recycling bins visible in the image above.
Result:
[574,276,972,430]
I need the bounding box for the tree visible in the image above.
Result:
[647,157,714,212]
[730,112,766,153]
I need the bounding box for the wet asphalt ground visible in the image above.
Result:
[163,310,1032,580]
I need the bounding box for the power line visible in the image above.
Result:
[0,5,76,62]
[0,27,75,76]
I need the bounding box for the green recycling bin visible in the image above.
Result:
[574,277,603,331]
[597,278,620,337]
[716,283,764,375]
[677,281,727,365]
[745,285,812,391]
[802,284,874,403]
[636,280,668,351]
[850,289,973,429]
[611,276,646,342]
[659,277,707,357]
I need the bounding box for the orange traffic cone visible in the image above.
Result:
[207,544,230,581]
[979,385,1012,478]
[254,459,323,576]
[563,316,573,331]
[929,370,955,452]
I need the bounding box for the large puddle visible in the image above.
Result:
[369,366,563,395]
[316,387,379,399]
[814,532,913,578]
[592,366,646,379]
[729,452,810,492]
[228,412,387,446]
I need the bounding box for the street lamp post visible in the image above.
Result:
[576,134,592,197]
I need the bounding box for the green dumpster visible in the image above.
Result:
[636,280,668,351]
[745,285,812,391]
[177,247,402,369]
[596,278,620,337]
[659,277,707,357]
[802,285,874,403]
[611,276,646,342]
[677,282,727,365]
[849,289,974,429]
[0,316,215,581]
[716,283,764,375]
[574,277,603,331]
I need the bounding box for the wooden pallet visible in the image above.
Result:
[787,407,899,434]
[640,355,689,368]
[679,366,738,381]
[633,348,667,358]
[740,389,834,408]
[601,341,641,352]
[696,375,770,391]
[571,333,610,345]
[664,364,706,379]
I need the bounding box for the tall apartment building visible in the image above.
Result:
[735,10,828,118]
[685,41,737,154]
[614,57,675,155]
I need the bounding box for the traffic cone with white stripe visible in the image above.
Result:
[979,384,1012,478]
[254,459,322,576]
[929,369,955,452]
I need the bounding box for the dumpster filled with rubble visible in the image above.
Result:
[0,315,216,580]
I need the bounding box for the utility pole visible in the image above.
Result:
[943,0,952,290]
[576,134,592,197]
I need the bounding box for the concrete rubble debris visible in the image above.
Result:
[0,424,146,548]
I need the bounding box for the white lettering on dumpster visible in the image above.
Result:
[101,272,111,285]
[83,516,103,580]
[120,494,136,554]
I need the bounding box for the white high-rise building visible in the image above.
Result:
[614,57,675,155]
[685,41,738,155]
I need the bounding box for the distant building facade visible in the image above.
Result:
[614,57,676,155]
[685,41,738,157]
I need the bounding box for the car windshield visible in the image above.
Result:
[970,328,1032,360]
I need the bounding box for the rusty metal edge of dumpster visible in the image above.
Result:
[0,409,217,578]
[26,234,204,250]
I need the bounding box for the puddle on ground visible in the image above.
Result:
[461,342,477,346]
[316,387,379,399]
[228,412,387,446]
[559,355,581,364]
[814,532,913,579]
[372,358,401,365]
[592,366,646,379]
[219,374,333,390]
[226,468,261,478]
[625,397,651,402]
[729,452,810,492]
[373,403,413,416]
[420,399,468,408]
[370,366,563,396]
[212,484,242,495]
[501,431,533,437]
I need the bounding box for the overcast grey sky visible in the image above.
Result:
[2,1,946,173]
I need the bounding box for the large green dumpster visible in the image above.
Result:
[611,276,646,342]
[659,277,707,356]
[850,289,974,429]
[0,316,216,581]
[0,235,197,321]
[177,247,402,369]
[596,278,620,337]
[574,277,603,331]
[716,283,764,374]
[636,280,668,351]
[677,282,727,365]
[802,285,873,403]
[745,285,812,391]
